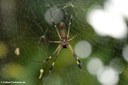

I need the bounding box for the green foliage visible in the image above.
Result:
[0,0,128,85]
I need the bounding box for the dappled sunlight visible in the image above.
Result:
[107,0,128,18]
[87,0,128,39]
[97,66,119,85]
[75,40,92,59]
[122,45,128,62]
[2,63,25,79]
[0,0,128,85]
[44,6,64,25]
[87,57,104,75]
[109,58,125,74]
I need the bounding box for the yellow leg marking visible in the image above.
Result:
[43,45,61,62]
[68,44,82,70]
[77,61,80,64]
[52,62,55,66]
[49,47,61,73]
[39,69,44,79]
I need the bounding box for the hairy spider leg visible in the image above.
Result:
[48,41,61,43]
[68,34,78,41]
[43,45,61,62]
[68,44,82,71]
[49,46,61,73]
[67,15,73,38]
[49,8,61,39]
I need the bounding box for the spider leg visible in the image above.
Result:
[48,41,61,43]
[39,69,44,79]
[52,20,61,39]
[67,15,73,38]
[68,34,78,41]
[49,46,61,73]
[43,45,61,62]
[38,35,46,43]
[38,29,48,43]
[68,44,82,71]
[49,8,61,39]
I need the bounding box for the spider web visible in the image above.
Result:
[0,0,128,85]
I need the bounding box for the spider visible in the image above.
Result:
[39,8,82,74]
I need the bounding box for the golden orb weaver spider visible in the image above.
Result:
[39,8,82,74]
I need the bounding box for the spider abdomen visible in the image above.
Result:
[61,38,68,48]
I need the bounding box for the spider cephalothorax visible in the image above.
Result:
[59,22,68,48]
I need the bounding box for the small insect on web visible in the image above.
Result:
[39,6,82,73]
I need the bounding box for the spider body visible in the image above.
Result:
[59,22,68,48]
